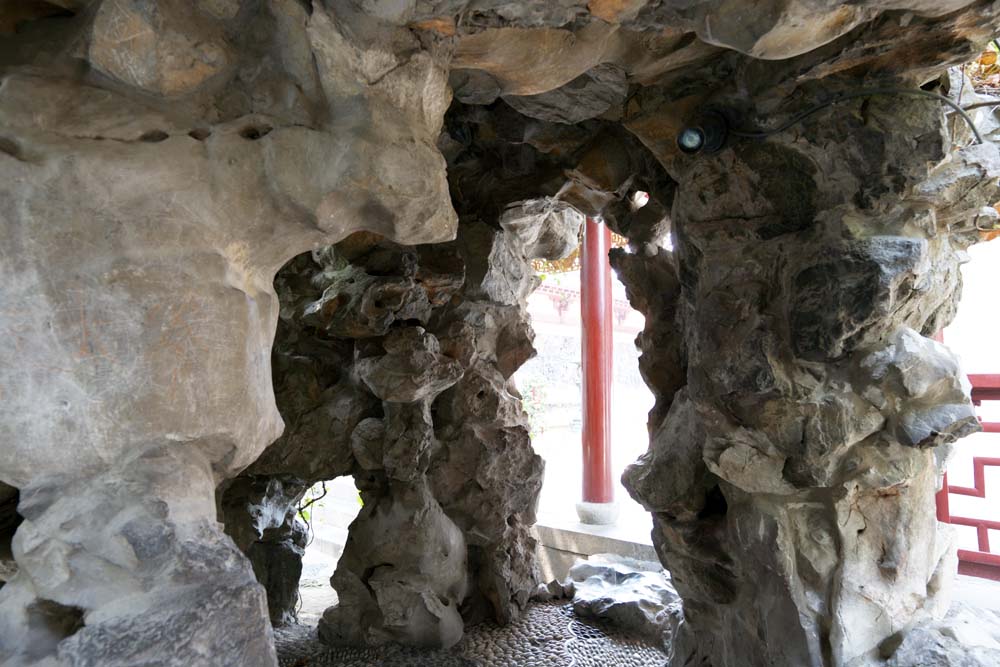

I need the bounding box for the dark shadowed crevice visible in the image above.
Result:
[0,483,20,590]
[25,599,85,661]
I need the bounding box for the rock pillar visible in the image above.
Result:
[616,97,1000,666]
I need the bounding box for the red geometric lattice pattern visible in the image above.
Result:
[936,374,1000,581]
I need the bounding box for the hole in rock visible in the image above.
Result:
[0,484,21,591]
[25,599,85,660]
[188,128,212,141]
[138,130,169,143]
[697,485,728,520]
[239,125,273,140]
[938,237,1000,565]
[514,235,658,581]
[295,477,363,625]
[0,137,21,160]
[630,190,650,210]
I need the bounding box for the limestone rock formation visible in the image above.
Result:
[221,203,576,645]
[0,2,455,664]
[2,0,999,665]
[320,322,469,647]
[311,206,576,645]
[616,99,1000,667]
[886,600,1000,667]
[568,554,683,646]
[219,475,310,627]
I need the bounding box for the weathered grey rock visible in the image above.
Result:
[503,64,628,124]
[886,601,1000,667]
[356,328,464,403]
[319,479,468,648]
[3,0,1000,664]
[89,0,236,97]
[499,198,584,260]
[569,554,683,646]
[458,221,540,306]
[618,94,1000,667]
[450,69,502,106]
[0,2,455,663]
[857,329,980,449]
[256,210,565,646]
[247,519,309,628]
[531,577,574,602]
[425,213,571,625]
[0,446,277,666]
[220,475,310,626]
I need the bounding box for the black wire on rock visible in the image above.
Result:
[729,87,984,144]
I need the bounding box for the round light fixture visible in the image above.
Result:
[676,111,729,155]
[677,128,705,154]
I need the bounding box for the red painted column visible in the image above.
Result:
[580,217,614,505]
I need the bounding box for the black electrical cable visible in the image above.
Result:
[963,99,1000,112]
[728,87,984,144]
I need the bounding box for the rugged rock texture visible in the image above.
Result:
[313,205,579,646]
[320,323,470,648]
[428,211,570,626]
[2,0,1000,664]
[221,201,579,646]
[887,600,1000,667]
[0,2,454,664]
[1,446,278,666]
[220,475,310,627]
[614,99,1000,667]
[568,554,682,646]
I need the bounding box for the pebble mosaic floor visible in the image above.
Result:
[275,602,667,667]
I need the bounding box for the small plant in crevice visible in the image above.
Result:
[297,481,327,547]
[520,378,548,441]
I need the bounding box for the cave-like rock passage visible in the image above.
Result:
[1,1,999,666]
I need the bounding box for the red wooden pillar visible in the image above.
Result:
[577,217,618,524]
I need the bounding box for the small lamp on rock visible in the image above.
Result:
[676,111,728,155]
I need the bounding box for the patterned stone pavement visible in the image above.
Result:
[276,602,667,667]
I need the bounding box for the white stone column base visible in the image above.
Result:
[575,501,620,525]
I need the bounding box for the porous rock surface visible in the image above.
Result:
[886,600,1000,667]
[568,554,682,646]
[612,84,1000,667]
[1,1,999,666]
[221,202,581,647]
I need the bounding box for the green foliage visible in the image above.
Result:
[519,378,547,441]
[297,481,327,523]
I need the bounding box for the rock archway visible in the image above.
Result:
[221,206,581,646]
[1,1,999,666]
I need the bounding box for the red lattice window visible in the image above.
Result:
[936,374,1000,581]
